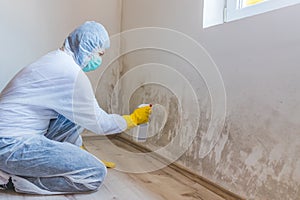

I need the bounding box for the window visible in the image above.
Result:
[225,0,300,22]
[203,0,300,28]
[240,0,268,8]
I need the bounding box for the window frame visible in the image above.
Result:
[225,0,300,22]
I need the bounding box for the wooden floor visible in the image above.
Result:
[0,137,226,200]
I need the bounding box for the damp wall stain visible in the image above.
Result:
[95,50,300,200]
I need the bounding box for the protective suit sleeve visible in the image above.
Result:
[54,69,127,135]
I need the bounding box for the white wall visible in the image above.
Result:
[112,0,300,199]
[0,0,122,91]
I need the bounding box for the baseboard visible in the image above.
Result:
[115,136,246,200]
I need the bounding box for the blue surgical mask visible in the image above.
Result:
[82,54,102,72]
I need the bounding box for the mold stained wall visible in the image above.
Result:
[102,0,300,199]
[0,0,122,91]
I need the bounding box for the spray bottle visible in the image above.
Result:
[134,104,152,142]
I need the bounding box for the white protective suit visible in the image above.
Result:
[0,21,127,194]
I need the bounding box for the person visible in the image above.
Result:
[0,21,151,195]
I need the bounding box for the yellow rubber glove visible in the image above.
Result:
[100,160,116,168]
[122,104,152,129]
[80,145,116,168]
